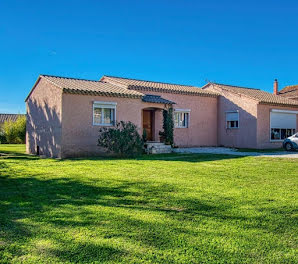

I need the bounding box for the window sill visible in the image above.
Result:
[226,127,239,130]
[175,126,188,129]
[270,140,284,142]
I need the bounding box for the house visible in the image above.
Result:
[0,114,25,127]
[25,75,298,158]
[25,75,218,158]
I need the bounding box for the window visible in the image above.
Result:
[174,109,190,128]
[93,101,116,126]
[226,111,239,129]
[271,128,295,140]
[270,110,297,141]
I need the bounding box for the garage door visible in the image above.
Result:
[270,110,297,140]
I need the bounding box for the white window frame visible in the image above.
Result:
[226,111,239,129]
[174,109,190,128]
[93,101,117,126]
[270,110,297,142]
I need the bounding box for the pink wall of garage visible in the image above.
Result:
[204,84,298,149]
[257,104,298,149]
[26,77,63,158]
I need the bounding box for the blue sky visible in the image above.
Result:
[1,0,298,113]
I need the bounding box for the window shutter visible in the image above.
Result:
[226,112,238,121]
[271,112,296,129]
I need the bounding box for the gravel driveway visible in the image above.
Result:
[173,147,298,158]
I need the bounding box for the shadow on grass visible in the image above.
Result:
[0,176,232,262]
[1,157,296,263]
[1,147,297,262]
[53,153,244,164]
[0,147,39,161]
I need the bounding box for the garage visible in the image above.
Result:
[270,109,297,140]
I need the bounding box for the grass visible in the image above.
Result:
[0,145,297,264]
[236,148,286,153]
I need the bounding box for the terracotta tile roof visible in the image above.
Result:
[102,75,218,97]
[41,75,144,99]
[207,82,298,107]
[278,85,298,98]
[142,94,175,104]
[0,114,25,125]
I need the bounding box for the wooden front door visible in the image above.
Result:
[143,110,154,141]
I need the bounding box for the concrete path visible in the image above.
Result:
[173,147,298,158]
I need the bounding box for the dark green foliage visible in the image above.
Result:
[98,121,143,157]
[161,107,174,145]
[0,128,7,143]
[142,128,147,142]
[3,116,26,144]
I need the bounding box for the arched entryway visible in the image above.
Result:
[141,95,176,142]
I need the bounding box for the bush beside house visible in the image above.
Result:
[98,121,143,157]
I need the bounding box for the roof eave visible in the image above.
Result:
[25,75,64,102]
[258,101,298,108]
[62,88,143,99]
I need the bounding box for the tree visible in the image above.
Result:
[160,107,174,146]
[0,128,7,144]
[3,116,26,144]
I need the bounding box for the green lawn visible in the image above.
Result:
[0,145,297,263]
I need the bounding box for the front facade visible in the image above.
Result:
[26,75,218,158]
[26,75,298,158]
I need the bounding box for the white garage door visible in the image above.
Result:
[270,110,297,140]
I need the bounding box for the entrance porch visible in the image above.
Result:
[142,108,163,142]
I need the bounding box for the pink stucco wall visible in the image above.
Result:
[257,104,298,149]
[61,93,167,157]
[26,77,63,158]
[133,91,218,147]
[60,91,218,157]
[204,84,259,148]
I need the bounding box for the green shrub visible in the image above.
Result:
[142,128,147,142]
[0,128,7,144]
[161,107,174,146]
[98,121,143,157]
[3,116,26,144]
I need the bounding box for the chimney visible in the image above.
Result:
[273,79,278,95]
